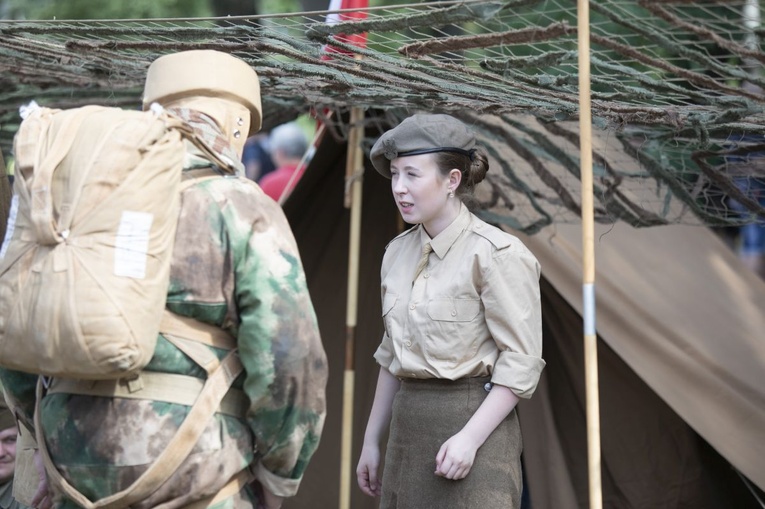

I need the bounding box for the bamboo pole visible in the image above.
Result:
[577,1,602,509]
[339,104,365,509]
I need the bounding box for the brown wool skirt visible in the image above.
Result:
[380,377,522,509]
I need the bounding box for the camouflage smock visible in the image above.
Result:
[0,109,328,508]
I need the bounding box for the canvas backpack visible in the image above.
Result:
[0,103,229,380]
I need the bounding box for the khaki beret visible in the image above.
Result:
[370,114,476,178]
[142,50,262,135]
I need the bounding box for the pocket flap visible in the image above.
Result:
[427,298,481,322]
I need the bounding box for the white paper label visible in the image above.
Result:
[114,211,153,279]
[0,195,19,260]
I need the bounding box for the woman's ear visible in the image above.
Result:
[448,168,462,190]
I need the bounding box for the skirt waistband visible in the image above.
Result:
[398,376,493,392]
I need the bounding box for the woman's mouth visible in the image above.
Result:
[399,201,413,212]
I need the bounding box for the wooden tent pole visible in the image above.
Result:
[577,1,603,508]
[339,104,365,509]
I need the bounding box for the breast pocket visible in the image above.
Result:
[425,298,482,363]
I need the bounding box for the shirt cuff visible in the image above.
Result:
[373,335,394,369]
[491,351,546,398]
[254,461,302,498]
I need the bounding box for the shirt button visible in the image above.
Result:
[405,340,412,347]
[410,304,416,310]
[451,310,457,317]
[424,273,429,278]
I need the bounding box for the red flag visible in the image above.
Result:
[322,0,368,57]
[308,0,368,168]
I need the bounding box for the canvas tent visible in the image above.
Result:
[281,115,765,509]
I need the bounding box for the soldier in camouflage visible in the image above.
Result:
[0,50,328,509]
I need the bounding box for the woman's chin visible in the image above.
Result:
[398,209,417,222]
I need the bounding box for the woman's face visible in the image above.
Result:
[390,153,459,237]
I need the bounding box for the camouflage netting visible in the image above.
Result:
[1,0,764,233]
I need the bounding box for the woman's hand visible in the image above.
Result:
[434,431,479,480]
[356,368,399,498]
[435,383,520,481]
[356,443,382,497]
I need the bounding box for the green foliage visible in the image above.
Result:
[4,0,213,20]
[260,0,301,15]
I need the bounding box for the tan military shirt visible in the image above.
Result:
[374,205,545,398]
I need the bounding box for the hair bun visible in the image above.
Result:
[466,148,489,188]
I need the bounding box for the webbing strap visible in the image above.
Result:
[161,310,237,375]
[164,336,221,374]
[47,372,248,419]
[36,350,244,509]
[160,310,237,350]
[180,468,253,509]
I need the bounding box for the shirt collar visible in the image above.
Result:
[420,204,471,259]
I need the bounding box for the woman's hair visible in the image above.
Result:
[433,148,490,197]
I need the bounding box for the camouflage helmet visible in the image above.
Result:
[142,50,262,135]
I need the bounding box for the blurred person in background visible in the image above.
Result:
[243,133,276,182]
[724,82,765,280]
[259,122,309,202]
[0,389,29,509]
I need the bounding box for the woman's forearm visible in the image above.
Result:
[363,368,401,445]
[460,383,519,448]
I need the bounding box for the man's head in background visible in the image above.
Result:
[0,397,17,484]
[269,122,309,169]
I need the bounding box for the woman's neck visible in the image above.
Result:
[423,201,461,238]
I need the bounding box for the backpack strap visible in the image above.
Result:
[35,312,246,509]
[160,309,237,350]
[183,468,254,509]
[47,372,248,419]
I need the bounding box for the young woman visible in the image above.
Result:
[356,114,545,508]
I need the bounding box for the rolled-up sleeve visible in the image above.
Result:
[373,332,394,370]
[482,245,545,398]
[374,277,397,369]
